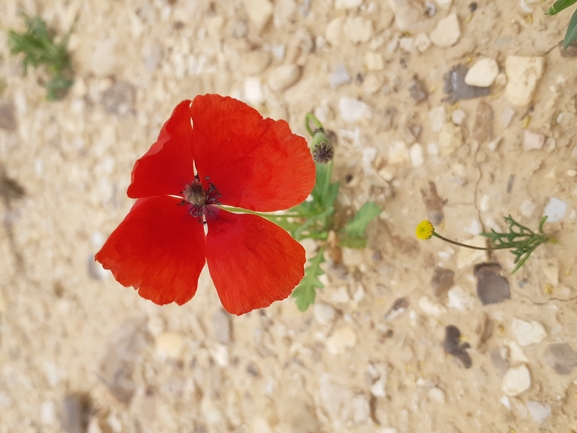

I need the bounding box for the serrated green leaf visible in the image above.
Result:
[546,0,577,15]
[340,202,382,238]
[292,247,326,312]
[563,8,577,48]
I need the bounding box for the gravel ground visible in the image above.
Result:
[1,0,577,432]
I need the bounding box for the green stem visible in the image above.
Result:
[432,232,510,251]
[305,112,323,137]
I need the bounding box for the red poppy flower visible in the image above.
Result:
[95,94,315,315]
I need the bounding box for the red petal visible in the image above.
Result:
[205,208,306,315]
[95,196,206,305]
[190,94,315,212]
[127,101,194,198]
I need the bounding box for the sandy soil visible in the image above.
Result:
[1,0,577,432]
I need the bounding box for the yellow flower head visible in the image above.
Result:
[416,220,434,240]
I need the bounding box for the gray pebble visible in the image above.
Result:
[443,65,490,104]
[474,263,510,305]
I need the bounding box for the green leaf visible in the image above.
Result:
[546,0,577,15]
[563,8,577,48]
[340,202,382,238]
[292,247,326,312]
[337,235,368,249]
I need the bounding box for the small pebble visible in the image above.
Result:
[447,286,475,311]
[414,32,432,52]
[511,318,547,346]
[506,341,530,363]
[501,364,531,396]
[429,106,446,132]
[472,100,494,142]
[430,13,461,48]
[420,181,445,224]
[388,140,410,164]
[444,65,490,103]
[430,267,454,298]
[542,342,577,374]
[313,302,337,325]
[504,56,545,107]
[243,78,265,105]
[501,107,515,127]
[338,97,372,123]
[326,327,357,354]
[543,197,567,222]
[409,143,424,167]
[457,237,486,268]
[443,325,472,368]
[399,37,414,52]
[409,78,428,104]
[388,0,426,32]
[418,296,447,317]
[325,17,344,46]
[465,58,499,87]
[335,0,363,9]
[344,17,373,43]
[61,394,91,433]
[451,109,466,125]
[330,64,351,88]
[520,199,536,217]
[243,0,273,33]
[526,401,551,425]
[156,332,186,360]
[427,387,446,404]
[365,52,384,71]
[475,263,510,305]
[268,64,301,91]
[384,297,409,320]
[242,50,271,75]
[362,74,384,95]
[523,130,545,151]
[438,122,462,156]
[101,82,136,116]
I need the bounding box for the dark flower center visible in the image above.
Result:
[181,175,221,221]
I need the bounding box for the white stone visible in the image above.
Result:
[155,332,185,360]
[387,0,426,32]
[243,78,265,106]
[243,0,273,33]
[335,0,363,8]
[90,38,118,77]
[451,109,466,125]
[362,74,384,95]
[511,318,547,346]
[365,52,384,71]
[447,286,475,311]
[430,13,461,48]
[501,107,516,128]
[344,17,373,43]
[465,58,499,87]
[331,286,351,303]
[428,387,446,404]
[339,98,372,123]
[502,365,531,396]
[273,0,297,28]
[435,0,452,8]
[456,236,487,269]
[409,143,424,167]
[242,51,271,75]
[506,341,530,363]
[41,401,56,425]
[479,194,490,212]
[389,140,410,164]
[210,344,229,367]
[429,106,446,132]
[523,130,545,151]
[438,122,462,156]
[371,377,387,397]
[526,401,552,424]
[325,17,345,46]
[330,64,351,88]
[314,302,337,325]
[418,296,447,317]
[543,197,567,223]
[505,56,545,107]
[352,394,371,423]
[268,64,301,91]
[399,37,414,52]
[414,32,432,52]
[327,327,357,354]
[520,199,536,218]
